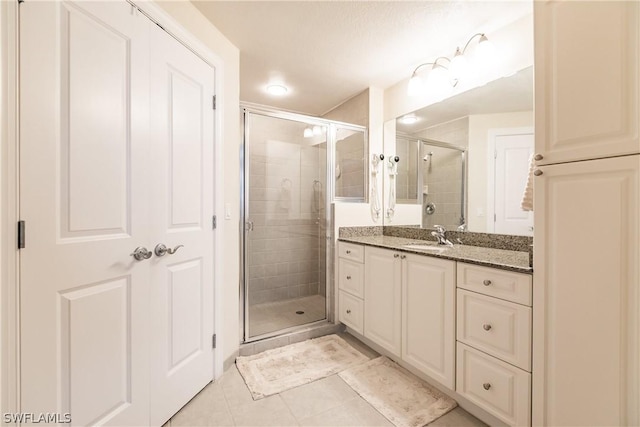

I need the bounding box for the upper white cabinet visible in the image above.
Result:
[533,156,639,426]
[364,246,402,357]
[402,253,455,389]
[534,0,640,165]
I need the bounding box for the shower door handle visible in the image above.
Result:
[245,221,254,231]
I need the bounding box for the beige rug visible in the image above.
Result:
[236,334,369,399]
[339,356,457,427]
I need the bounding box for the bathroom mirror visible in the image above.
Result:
[384,65,534,236]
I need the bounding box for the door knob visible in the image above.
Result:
[154,243,184,257]
[130,247,152,261]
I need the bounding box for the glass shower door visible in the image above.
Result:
[243,111,329,340]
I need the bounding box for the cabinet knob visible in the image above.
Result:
[483,279,492,286]
[394,253,400,258]
[346,250,351,254]
[483,324,492,331]
[533,169,543,176]
[534,153,544,161]
[346,309,351,314]
[346,275,352,280]
[400,254,406,259]
[483,383,492,391]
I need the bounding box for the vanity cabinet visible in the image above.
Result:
[338,242,365,334]
[363,246,455,388]
[363,246,402,357]
[455,263,532,426]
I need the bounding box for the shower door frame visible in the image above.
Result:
[240,105,366,343]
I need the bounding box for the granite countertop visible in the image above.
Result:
[338,235,532,274]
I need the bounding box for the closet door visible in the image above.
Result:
[19,1,151,425]
[148,23,216,426]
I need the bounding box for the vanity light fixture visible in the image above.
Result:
[266,84,288,96]
[303,127,313,138]
[407,33,494,97]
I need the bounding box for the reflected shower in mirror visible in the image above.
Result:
[387,65,534,236]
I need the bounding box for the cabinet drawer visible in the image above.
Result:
[339,291,364,335]
[457,343,531,427]
[338,259,364,298]
[337,241,364,263]
[457,263,532,306]
[457,290,531,371]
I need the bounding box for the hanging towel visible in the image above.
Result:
[520,154,534,211]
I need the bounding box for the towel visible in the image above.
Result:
[520,154,534,211]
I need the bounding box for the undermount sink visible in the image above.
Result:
[403,243,448,251]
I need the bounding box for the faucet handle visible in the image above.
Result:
[433,225,445,233]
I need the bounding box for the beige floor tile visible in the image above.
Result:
[229,395,298,426]
[280,375,359,419]
[171,381,234,426]
[298,396,393,427]
[220,366,256,408]
[428,407,487,427]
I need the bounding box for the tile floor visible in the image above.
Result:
[165,333,487,427]
[249,295,327,337]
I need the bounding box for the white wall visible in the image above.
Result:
[155,0,240,373]
[467,111,533,232]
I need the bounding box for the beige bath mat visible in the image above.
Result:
[236,334,369,399]
[339,356,457,427]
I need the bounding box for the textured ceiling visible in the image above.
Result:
[192,1,532,116]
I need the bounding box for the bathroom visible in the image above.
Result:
[2,1,638,426]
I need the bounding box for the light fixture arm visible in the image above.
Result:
[411,56,451,77]
[459,33,486,55]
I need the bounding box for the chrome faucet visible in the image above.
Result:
[431,225,454,246]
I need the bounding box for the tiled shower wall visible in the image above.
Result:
[247,116,326,306]
[413,117,468,230]
[395,137,419,202]
[335,130,365,198]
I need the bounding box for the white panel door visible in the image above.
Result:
[149,24,215,426]
[493,133,533,236]
[401,254,455,388]
[534,0,640,165]
[533,155,639,426]
[19,2,150,425]
[364,247,401,357]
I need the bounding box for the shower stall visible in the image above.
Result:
[241,107,366,342]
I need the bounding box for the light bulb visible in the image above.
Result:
[449,47,468,81]
[399,114,419,125]
[476,34,496,62]
[407,74,424,96]
[266,84,288,96]
[303,128,313,138]
[426,64,453,100]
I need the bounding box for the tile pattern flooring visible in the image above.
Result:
[165,333,487,427]
[249,295,326,337]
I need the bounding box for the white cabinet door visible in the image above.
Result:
[402,254,455,388]
[364,247,401,357]
[534,1,640,165]
[149,24,215,426]
[19,2,151,425]
[533,155,640,426]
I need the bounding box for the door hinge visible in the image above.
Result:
[17,220,25,249]
[212,334,217,349]
[212,215,217,230]
[212,95,217,110]
[494,213,497,222]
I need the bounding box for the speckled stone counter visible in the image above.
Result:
[338,234,532,274]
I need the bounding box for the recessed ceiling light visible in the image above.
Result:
[399,114,419,125]
[266,84,288,96]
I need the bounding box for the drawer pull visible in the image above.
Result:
[482,324,492,331]
[483,279,492,286]
[482,382,492,391]
[394,254,400,258]
[346,275,352,280]
[534,153,544,161]
[400,254,406,259]
[346,309,351,314]
[346,250,351,254]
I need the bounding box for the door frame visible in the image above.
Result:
[0,0,227,417]
[485,127,534,233]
